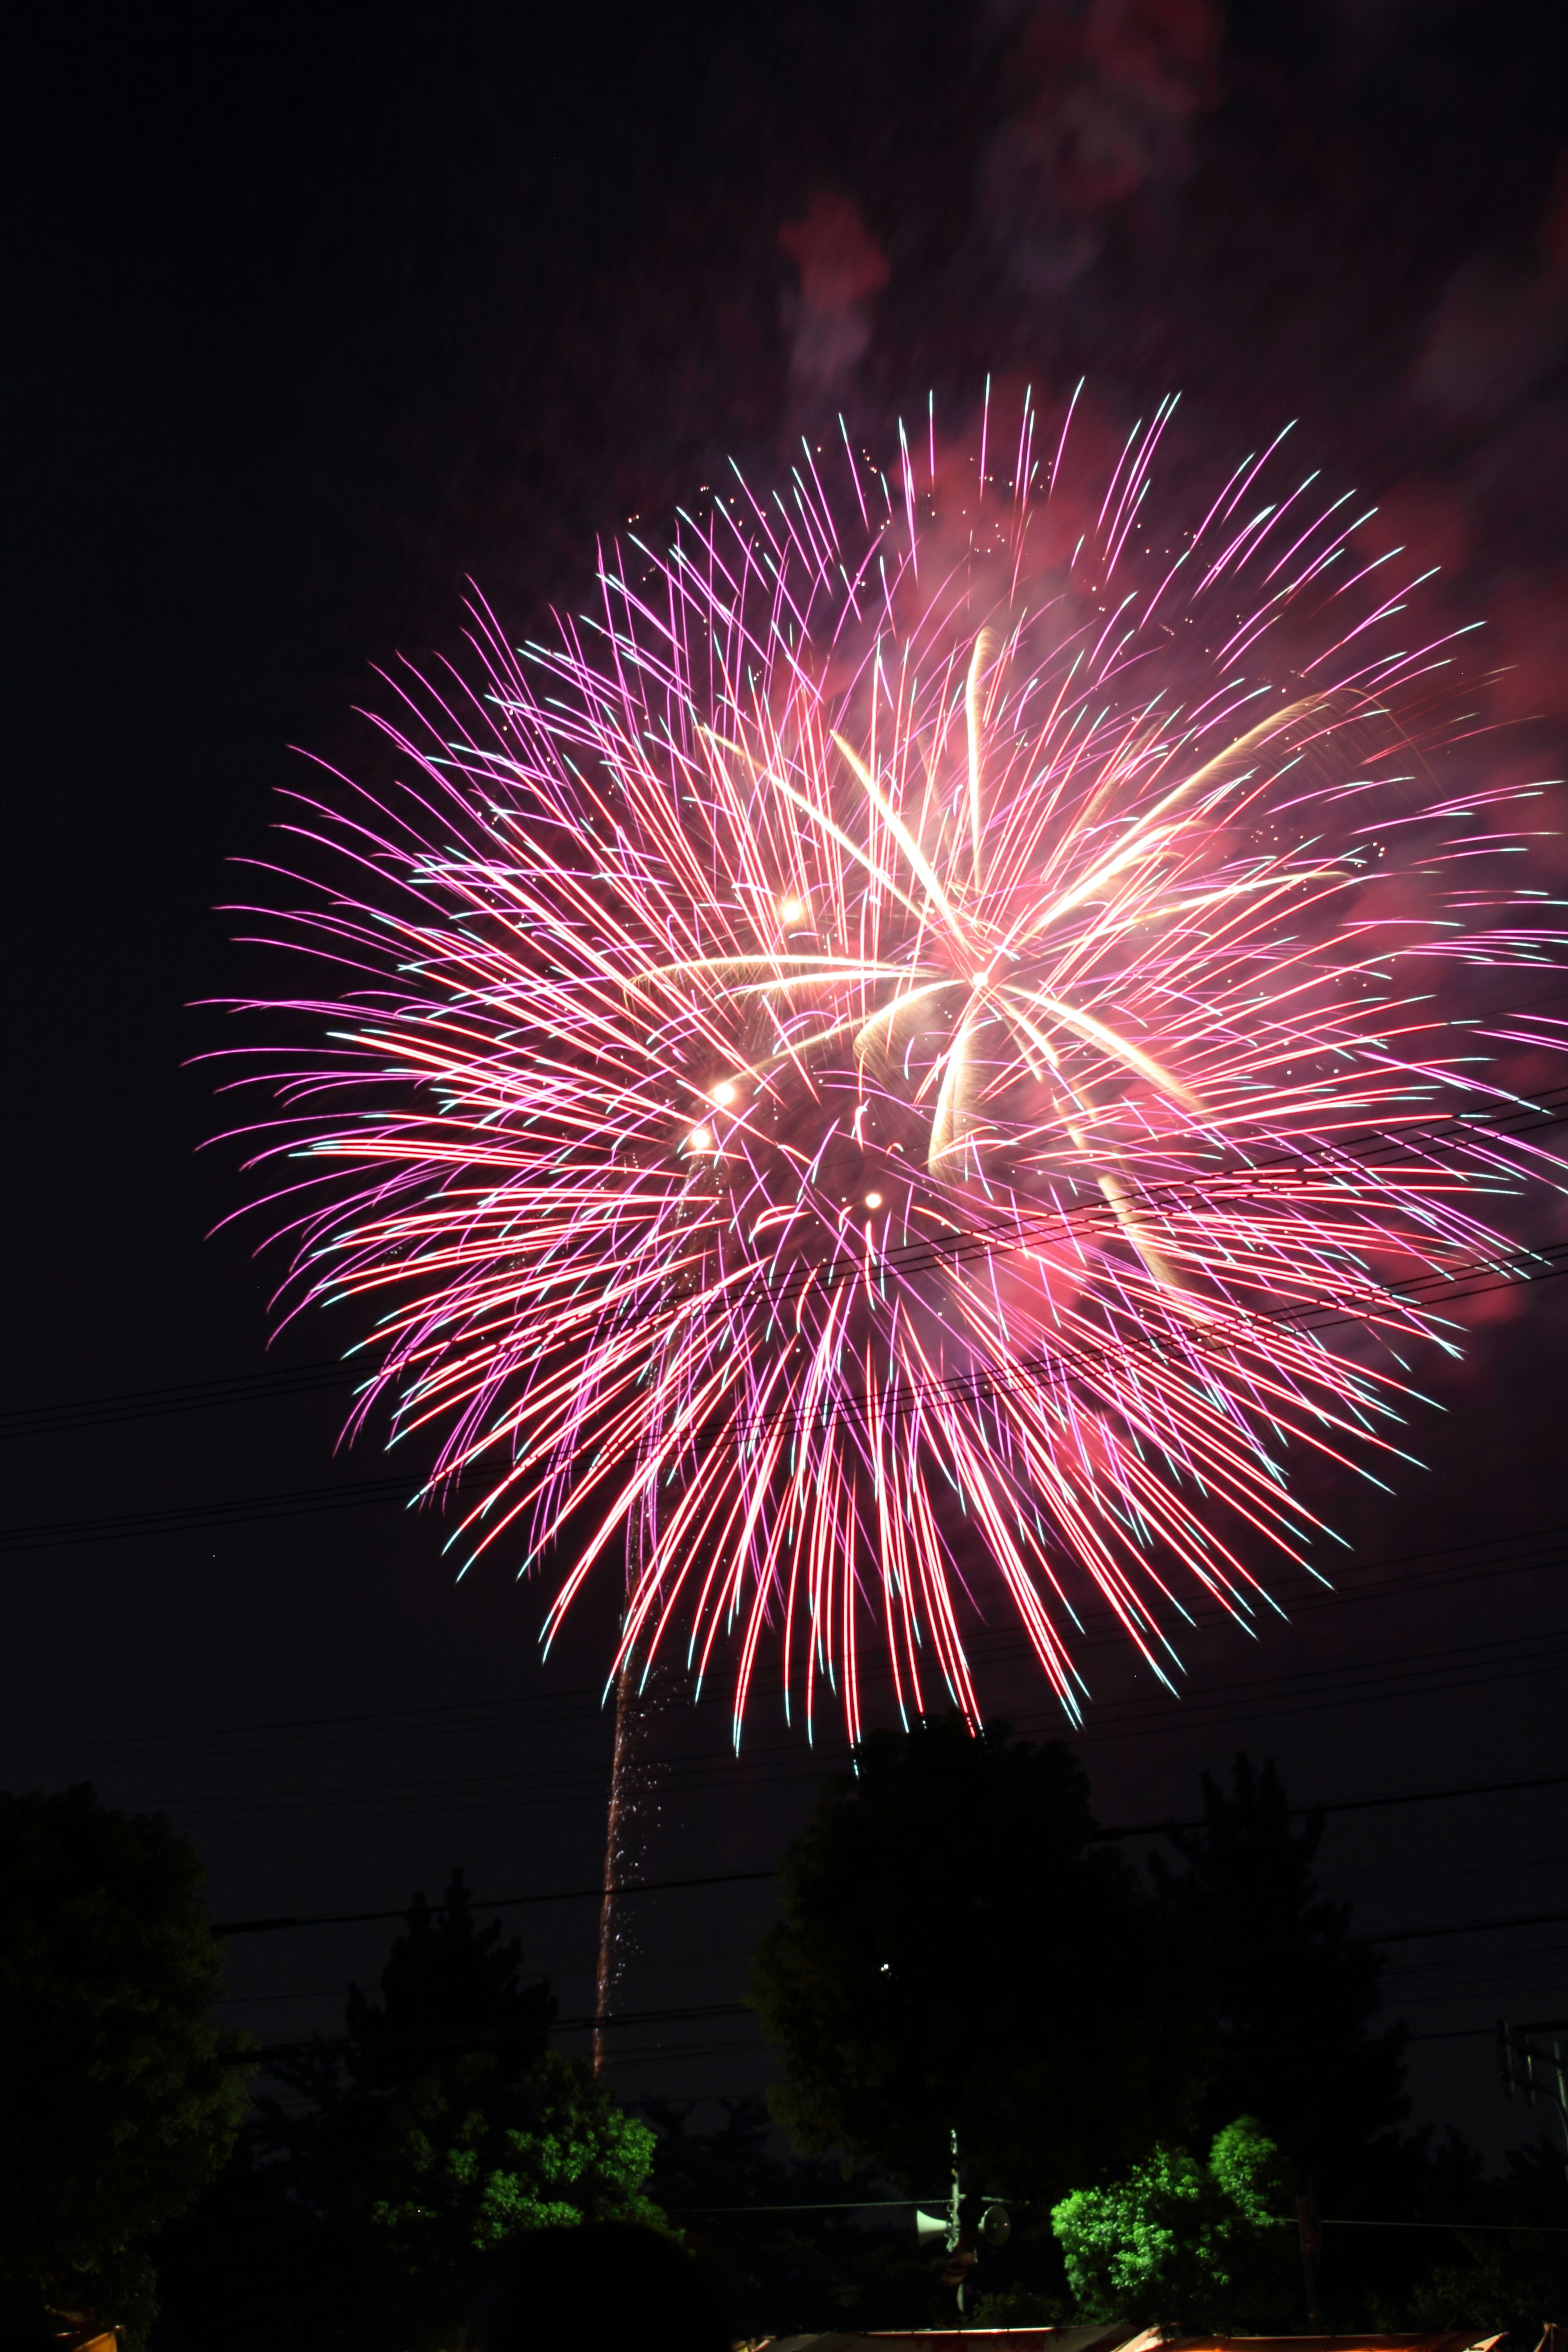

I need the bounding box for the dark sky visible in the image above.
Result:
[7,0,1568,2158]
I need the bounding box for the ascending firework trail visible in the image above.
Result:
[224,389,1566,1788]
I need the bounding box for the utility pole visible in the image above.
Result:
[913,2131,1011,2319]
[592,1653,639,2076]
[939,2127,977,2311]
[592,1641,672,2073]
[1296,2179,1323,2330]
[1499,2019,1568,2191]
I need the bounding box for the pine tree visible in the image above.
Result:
[1152,1754,1406,2189]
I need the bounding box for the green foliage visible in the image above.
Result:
[257,1867,554,2218]
[0,1784,248,2343]
[751,1714,1213,2200]
[370,2049,664,2262]
[1051,2116,1295,2329]
[155,1869,558,2352]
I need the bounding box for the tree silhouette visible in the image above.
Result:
[1152,1755,1406,2183]
[0,1785,248,2348]
[345,1868,555,2091]
[159,1867,559,2350]
[260,1867,555,2211]
[751,1715,1212,2200]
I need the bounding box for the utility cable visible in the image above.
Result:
[6,1222,1568,1554]
[213,1867,778,1937]
[4,1069,1565,1446]
[4,1515,1559,1767]
[4,1513,1561,1764]
[663,2203,1568,2232]
[0,1358,349,1441]
[143,1634,1568,1837]
[210,1767,1568,1936]
[1370,1908,1568,1946]
[229,1998,753,2065]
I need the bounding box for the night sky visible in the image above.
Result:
[8,1,1568,2156]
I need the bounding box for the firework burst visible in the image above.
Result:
[225,391,1565,1740]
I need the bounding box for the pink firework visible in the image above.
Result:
[225,392,1564,1741]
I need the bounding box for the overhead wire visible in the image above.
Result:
[0,1358,350,1442]
[4,1069,1567,1545]
[107,1641,1568,1836]
[66,1646,1568,1847]
[7,1073,1566,1449]
[205,1763,1568,1938]
[4,1516,1564,1775]
[7,1207,1568,1555]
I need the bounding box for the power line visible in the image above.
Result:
[1371,1908,1568,1947]
[706,1241,1568,1458]
[1099,1766,1568,1843]
[9,1261,1568,1557]
[756,1087,1568,1312]
[5,1269,1564,1555]
[230,1954,1563,2066]
[122,1600,1564,1824]
[211,1766,1568,1938]
[1316,2218,1568,2235]
[231,1998,754,2066]
[6,1244,1564,1553]
[1071,1640,1568,1754]
[4,1514,1559,1773]
[664,2202,1568,2232]
[1406,2029,1492,2044]
[673,2200,937,2214]
[213,1868,778,1937]
[6,1229,1561,1483]
[4,1513,1560,1768]
[20,1650,1548,1840]
[0,1358,349,1441]
[117,1627,1568,1837]
[4,1074,1565,1455]
[0,1468,436,1553]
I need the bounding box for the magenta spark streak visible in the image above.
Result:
[222,393,1566,1744]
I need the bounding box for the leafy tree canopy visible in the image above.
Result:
[750,1715,1213,2199]
[1052,2116,1296,2330]
[365,2049,664,2334]
[261,1866,555,2209]
[156,1869,563,2352]
[0,1784,248,2339]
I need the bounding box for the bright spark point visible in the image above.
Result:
[711,1082,738,1107]
[864,1192,883,1208]
[687,1127,713,1152]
